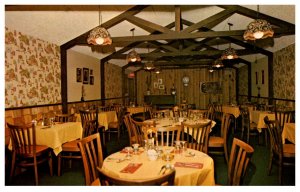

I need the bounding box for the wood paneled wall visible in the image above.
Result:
[136,68,236,109]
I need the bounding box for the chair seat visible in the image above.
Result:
[108,121,119,129]
[91,178,101,186]
[19,145,50,157]
[208,136,224,147]
[283,144,295,157]
[62,139,80,152]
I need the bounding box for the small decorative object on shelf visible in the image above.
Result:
[171,84,176,95]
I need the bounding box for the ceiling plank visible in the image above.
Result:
[182,7,237,33]
[126,15,175,34]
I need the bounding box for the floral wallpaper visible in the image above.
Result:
[104,62,122,105]
[273,44,295,100]
[5,27,61,108]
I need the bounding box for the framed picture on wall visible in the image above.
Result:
[76,68,82,82]
[83,68,89,84]
[154,82,158,88]
[158,79,163,84]
[158,84,165,90]
[90,69,93,76]
[90,76,94,85]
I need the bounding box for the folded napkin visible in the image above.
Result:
[120,163,142,174]
[174,162,203,169]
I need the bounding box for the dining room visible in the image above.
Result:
[4,3,296,187]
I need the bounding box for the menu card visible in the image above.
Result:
[120,163,143,174]
[174,162,203,169]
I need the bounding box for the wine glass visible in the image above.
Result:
[180,141,187,152]
[125,146,132,159]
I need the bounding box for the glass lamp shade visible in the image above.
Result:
[243,19,274,41]
[221,47,238,60]
[87,26,112,45]
[126,50,141,63]
[144,62,155,71]
[209,68,214,73]
[213,58,224,68]
[154,67,161,74]
[182,76,190,86]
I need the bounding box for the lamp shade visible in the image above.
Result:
[213,58,224,68]
[144,62,155,71]
[243,19,274,40]
[154,67,161,74]
[87,26,112,45]
[221,47,238,60]
[126,50,141,63]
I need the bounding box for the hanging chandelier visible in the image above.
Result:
[213,58,224,68]
[87,5,112,45]
[243,5,274,41]
[126,28,141,63]
[221,23,238,60]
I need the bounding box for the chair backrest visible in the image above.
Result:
[77,133,104,186]
[220,113,233,140]
[79,110,99,137]
[97,167,175,186]
[153,109,171,118]
[130,116,153,145]
[188,109,208,119]
[264,116,283,156]
[239,106,250,129]
[55,113,76,123]
[156,126,182,146]
[274,110,292,130]
[123,114,144,146]
[207,104,215,120]
[7,122,37,156]
[181,121,212,153]
[144,105,153,118]
[228,138,254,185]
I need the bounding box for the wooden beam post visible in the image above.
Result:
[248,61,252,102]
[268,54,274,104]
[60,47,68,113]
[100,60,105,106]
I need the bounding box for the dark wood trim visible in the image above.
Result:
[100,60,105,106]
[122,68,126,106]
[61,48,68,113]
[134,71,138,105]
[248,61,252,101]
[238,95,295,102]
[5,103,62,111]
[235,68,238,102]
[268,54,274,104]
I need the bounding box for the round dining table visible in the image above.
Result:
[101,146,215,186]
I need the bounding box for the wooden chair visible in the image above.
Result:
[107,106,126,143]
[77,133,104,186]
[97,167,175,186]
[55,113,76,122]
[208,113,233,164]
[240,106,260,144]
[213,103,223,123]
[227,138,254,185]
[153,109,171,118]
[7,122,53,185]
[123,114,144,146]
[180,121,212,153]
[264,116,295,184]
[156,126,182,146]
[130,116,156,145]
[58,110,99,176]
[274,110,293,131]
[188,109,208,119]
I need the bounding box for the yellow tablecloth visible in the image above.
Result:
[102,147,215,186]
[251,110,275,132]
[75,111,117,131]
[282,123,295,144]
[126,107,145,114]
[8,122,83,156]
[144,118,216,142]
[222,105,240,118]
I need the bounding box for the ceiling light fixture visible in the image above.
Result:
[213,58,224,68]
[126,28,141,63]
[144,44,155,71]
[87,5,112,45]
[221,23,238,60]
[243,5,274,40]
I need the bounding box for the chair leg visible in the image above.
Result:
[9,151,16,183]
[48,152,53,176]
[33,157,38,185]
[224,145,228,164]
[279,158,283,185]
[247,128,250,144]
[268,152,273,175]
[57,153,61,176]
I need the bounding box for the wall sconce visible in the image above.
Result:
[182,76,190,87]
